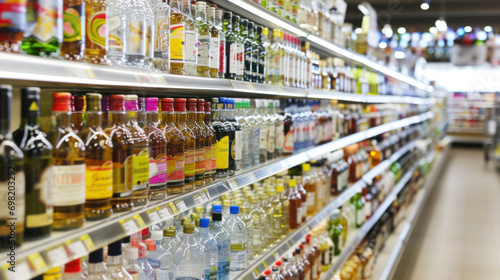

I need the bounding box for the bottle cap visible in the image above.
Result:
[276,185,284,192]
[145,97,159,112]
[295,248,301,254]
[187,98,197,111]
[86,93,102,112]
[289,179,296,187]
[212,204,222,212]
[20,87,40,118]
[183,222,195,234]
[212,212,222,221]
[138,97,145,111]
[151,230,163,241]
[180,217,190,226]
[142,228,149,237]
[204,101,211,112]
[230,205,239,214]
[163,226,177,237]
[124,247,139,260]
[223,11,232,19]
[195,205,205,214]
[197,99,205,112]
[275,261,282,266]
[107,239,123,256]
[302,163,311,172]
[52,92,72,112]
[122,235,131,244]
[174,98,187,112]
[124,94,139,111]
[200,218,210,228]
[64,259,81,273]
[272,267,278,272]
[147,243,156,251]
[109,95,125,111]
[161,98,174,112]
[74,95,85,112]
[264,270,271,276]
[101,95,109,111]
[88,248,104,263]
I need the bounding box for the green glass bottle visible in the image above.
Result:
[351,192,365,228]
[241,19,252,82]
[329,212,343,256]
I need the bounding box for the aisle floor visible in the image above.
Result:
[393,147,500,280]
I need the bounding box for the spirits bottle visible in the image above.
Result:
[158,226,177,279]
[186,99,206,188]
[79,93,113,220]
[248,195,266,257]
[101,96,109,129]
[235,99,251,169]
[329,213,343,256]
[224,206,248,272]
[61,0,85,61]
[106,239,133,280]
[212,98,229,178]
[351,192,365,228]
[223,12,236,79]
[196,100,211,184]
[282,99,294,155]
[0,85,25,248]
[174,98,195,191]
[287,179,301,230]
[169,0,184,75]
[137,97,147,128]
[124,95,149,207]
[215,9,225,78]
[0,0,25,53]
[88,248,107,280]
[12,87,52,241]
[278,31,286,86]
[255,100,269,164]
[226,98,242,172]
[294,175,307,223]
[197,218,218,280]
[83,0,107,63]
[22,0,63,57]
[143,98,167,200]
[256,26,266,84]
[195,1,210,77]
[338,206,348,245]
[241,19,252,82]
[160,98,186,194]
[269,189,283,240]
[273,100,284,157]
[63,259,85,280]
[146,231,165,270]
[201,100,216,183]
[302,163,317,215]
[265,100,276,160]
[151,0,170,71]
[106,0,127,65]
[251,24,259,83]
[276,183,289,236]
[246,99,260,166]
[144,0,155,69]
[104,95,134,212]
[173,223,205,280]
[71,95,85,135]
[265,29,278,84]
[49,92,85,230]
[233,15,244,81]
[209,212,231,280]
[207,6,219,78]
[126,0,146,67]
[181,0,198,76]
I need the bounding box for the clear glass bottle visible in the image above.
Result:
[265,100,276,160]
[143,0,155,69]
[151,0,170,71]
[207,6,219,78]
[234,15,244,81]
[255,100,269,164]
[195,1,210,77]
[224,206,248,272]
[302,163,317,215]
[287,179,301,230]
[209,212,231,280]
[169,0,183,75]
[197,218,218,280]
[269,189,283,240]
[248,195,267,257]
[259,192,275,247]
[106,0,127,65]
[87,248,108,280]
[212,98,229,178]
[181,0,198,76]
[215,9,225,78]
[174,223,205,280]
[71,95,85,135]
[235,99,251,169]
[106,240,133,280]
[238,199,254,264]
[158,226,177,279]
[241,19,252,82]
[125,0,146,67]
[226,98,242,172]
[200,100,216,183]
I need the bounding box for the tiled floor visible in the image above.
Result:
[393,147,500,280]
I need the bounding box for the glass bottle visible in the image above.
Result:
[207,6,219,78]
[160,98,186,194]
[282,99,294,155]
[269,189,283,240]
[124,247,145,279]
[212,98,229,178]
[181,0,197,76]
[241,19,252,82]
[265,100,276,160]
[169,0,184,75]
[295,175,307,223]
[265,29,278,84]
[257,26,266,84]
[61,0,85,61]
[143,98,167,201]
[195,1,210,77]
[251,24,259,83]
[0,86,24,248]
[151,0,170,71]
[106,239,133,280]
[215,9,225,78]
[276,183,289,236]
[158,226,177,279]
[71,95,85,135]
[174,98,195,191]
[173,223,205,280]
[101,96,109,129]
[103,95,134,212]
[144,0,155,69]
[226,98,242,173]
[201,100,216,183]
[186,98,206,188]
[223,12,236,79]
[106,0,127,65]
[88,248,107,280]
[209,212,231,280]
[273,100,284,157]
[234,15,244,81]
[125,0,146,67]
[338,206,348,245]
[0,0,25,53]
[48,92,85,230]
[259,192,275,246]
[351,192,365,228]
[234,99,250,169]
[83,0,107,63]
[196,218,218,280]
[79,93,113,220]
[204,102,217,182]
[12,88,51,241]
[302,163,317,215]
[224,206,248,272]
[255,100,268,164]
[248,195,266,257]
[22,0,63,57]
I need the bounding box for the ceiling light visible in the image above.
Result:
[358,4,369,15]
[355,28,363,34]
[379,42,387,49]
[429,27,438,34]
[421,3,429,10]
[485,26,493,32]
[477,31,487,41]
[464,26,472,33]
[394,51,406,59]
[382,24,393,38]
[397,27,406,34]
[435,18,447,32]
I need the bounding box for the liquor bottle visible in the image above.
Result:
[278,31,286,86]
[251,24,259,83]
[224,206,248,271]
[207,6,219,78]
[151,0,170,71]
[269,189,283,240]
[125,0,146,67]
[12,88,51,241]
[266,29,279,84]
[173,223,205,280]
[257,26,266,84]
[223,12,236,79]
[234,99,250,169]
[174,98,195,191]
[61,0,85,61]
[226,98,242,172]
[101,96,109,129]
[147,231,166,271]
[294,176,307,223]
[0,86,25,248]
[83,0,107,63]
[330,212,343,256]
[181,0,198,76]
[88,248,107,280]
[160,98,186,194]
[106,239,133,280]
[106,0,127,65]
[273,100,284,157]
[22,0,63,57]
[245,99,260,166]
[276,183,289,236]
[209,211,231,280]
[248,195,267,257]
[143,0,155,70]
[215,9,225,78]
[265,100,276,160]
[186,99,206,188]
[169,0,184,75]
[71,95,85,135]
[302,163,317,215]
[338,206,348,245]
[63,259,85,280]
[234,15,244,81]
[212,98,229,178]
[287,179,301,230]
[143,98,167,201]
[201,100,216,183]
[298,243,311,280]
[79,93,113,220]
[255,100,269,164]
[241,19,252,82]
[351,192,365,228]
[104,95,134,212]
[48,92,85,230]
[137,97,147,128]
[195,1,210,77]
[158,226,177,279]
[124,95,149,207]
[0,0,25,53]
[283,99,294,155]
[196,218,218,280]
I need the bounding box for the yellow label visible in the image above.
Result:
[184,148,195,177]
[216,136,229,169]
[133,214,146,228]
[132,149,150,189]
[80,234,95,250]
[26,210,53,228]
[28,253,47,273]
[86,161,113,200]
[168,202,178,214]
[170,23,185,61]
[230,242,248,251]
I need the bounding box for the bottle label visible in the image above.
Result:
[195,147,205,176]
[228,42,237,74]
[244,47,252,76]
[283,129,294,153]
[258,52,265,79]
[259,126,268,149]
[211,143,217,172]
[267,124,275,153]
[184,148,195,177]
[252,128,260,164]
[219,39,225,73]
[0,168,25,230]
[205,146,213,174]
[356,207,364,226]
[341,170,348,191]
[147,257,161,269]
[276,124,284,150]
[216,136,229,169]
[185,30,197,63]
[87,11,107,48]
[198,34,210,66]
[132,149,149,191]
[112,155,133,198]
[62,4,83,42]
[321,246,331,265]
[218,259,230,280]
[26,165,53,228]
[53,164,85,206]
[205,265,218,280]
[167,152,185,184]
[170,23,185,61]
[127,21,146,56]
[108,14,124,52]
[0,0,26,37]
[149,154,167,189]
[236,43,244,75]
[25,0,62,44]
[306,191,315,207]
[85,161,113,200]
[156,18,169,54]
[232,130,242,161]
[210,37,220,69]
[230,243,248,270]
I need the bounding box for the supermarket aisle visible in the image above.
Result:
[393,147,500,280]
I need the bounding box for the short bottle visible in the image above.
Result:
[106,239,133,280]
[209,212,231,280]
[63,259,85,280]
[158,226,177,279]
[224,206,248,272]
[173,223,205,280]
[197,218,219,280]
[88,248,108,280]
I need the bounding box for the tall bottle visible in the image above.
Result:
[288,179,301,230]
[169,0,184,75]
[181,0,198,76]
[212,98,229,178]
[87,248,108,280]
[223,12,236,79]
[265,100,276,160]
[202,101,216,183]
[125,0,146,67]
[61,0,85,61]
[124,95,149,207]
[71,95,85,135]
[151,0,170,71]
[187,98,206,188]
[207,6,219,78]
[215,9,225,78]
[174,98,195,191]
[158,226,177,279]
[106,0,127,65]
[283,99,294,155]
[269,189,283,240]
[224,206,248,272]
[0,0,25,53]
[12,88,51,241]
[210,211,231,280]
[49,92,85,230]
[226,98,242,173]
[106,239,133,280]
[0,86,25,248]
[195,1,210,77]
[143,0,155,69]
[103,95,134,212]
[197,218,218,280]
[250,24,259,83]
[160,98,186,194]
[266,29,279,84]
[255,100,268,164]
[79,93,113,220]
[83,0,107,63]
[173,223,205,280]
[101,96,110,129]
[235,99,251,169]
[302,163,317,215]
[248,195,267,257]
[276,183,289,236]
[143,98,167,200]
[234,15,244,81]
[241,19,252,82]
[257,26,267,84]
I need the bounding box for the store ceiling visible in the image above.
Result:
[344,0,500,32]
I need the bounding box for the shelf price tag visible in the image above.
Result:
[133,214,146,228]
[168,202,178,214]
[45,246,69,267]
[27,253,47,274]
[229,80,256,91]
[227,179,238,190]
[193,191,209,205]
[2,260,32,280]
[150,75,168,85]
[120,218,140,234]
[65,240,88,258]
[175,200,187,213]
[157,206,171,219]
[80,234,95,251]
[147,209,161,223]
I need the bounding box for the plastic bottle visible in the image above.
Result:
[173,223,205,280]
[224,206,248,272]
[209,211,231,280]
[158,226,177,279]
[106,239,133,279]
[88,248,108,280]
[197,218,219,280]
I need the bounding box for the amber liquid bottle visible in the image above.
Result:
[101,96,109,129]
[211,98,229,178]
[49,92,86,230]
[61,0,85,60]
[187,99,206,188]
[288,179,301,230]
[295,175,307,223]
[160,98,186,194]
[104,95,134,212]
[198,100,214,184]
[302,163,317,215]
[144,98,167,200]
[169,0,184,75]
[125,95,149,207]
[80,93,113,220]
[72,95,85,135]
[174,99,196,191]
[204,101,217,182]
[83,0,107,63]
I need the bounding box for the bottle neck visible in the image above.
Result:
[53,111,72,129]
[107,255,123,266]
[86,111,102,129]
[175,111,186,125]
[187,111,197,124]
[88,263,107,274]
[207,13,215,25]
[197,111,205,124]
[110,110,126,125]
[215,15,222,28]
[147,111,159,126]
[124,258,139,267]
[205,112,211,125]
[161,111,175,125]
[196,9,206,22]
[126,111,138,125]
[223,19,232,32]
[20,111,40,127]
[180,1,191,16]
[228,108,236,121]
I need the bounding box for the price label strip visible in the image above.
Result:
[65,240,88,258]
[45,245,69,267]
[168,202,179,214]
[230,80,256,91]
[2,260,32,280]
[120,218,140,234]
[175,200,188,213]
[193,191,209,205]
[227,179,238,190]
[133,214,146,228]
[147,209,161,223]
[80,234,95,251]
[27,253,47,274]
[157,206,171,219]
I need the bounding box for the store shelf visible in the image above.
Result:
[449,135,484,144]
[371,143,451,280]
[448,127,484,134]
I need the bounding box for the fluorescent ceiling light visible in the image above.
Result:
[421,3,429,10]
[435,18,447,32]
[397,27,406,34]
[355,28,363,34]
[358,4,369,15]
[379,42,387,48]
[485,26,493,32]
[394,51,406,59]
[429,27,438,34]
[382,24,393,38]
[228,0,307,37]
[464,26,472,33]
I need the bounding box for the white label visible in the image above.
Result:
[356,207,364,226]
[52,164,85,206]
[194,191,209,205]
[365,201,372,218]
[158,207,171,219]
[236,43,244,75]
[297,208,302,224]
[210,37,220,68]
[198,35,210,66]
[235,130,243,160]
[229,42,237,74]
[175,200,187,212]
[185,31,198,63]
[47,246,69,267]
[148,211,161,222]
[306,191,315,207]
[267,124,275,153]
[121,219,140,234]
[230,244,247,271]
[66,240,87,258]
[8,261,31,280]
[259,127,268,149]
